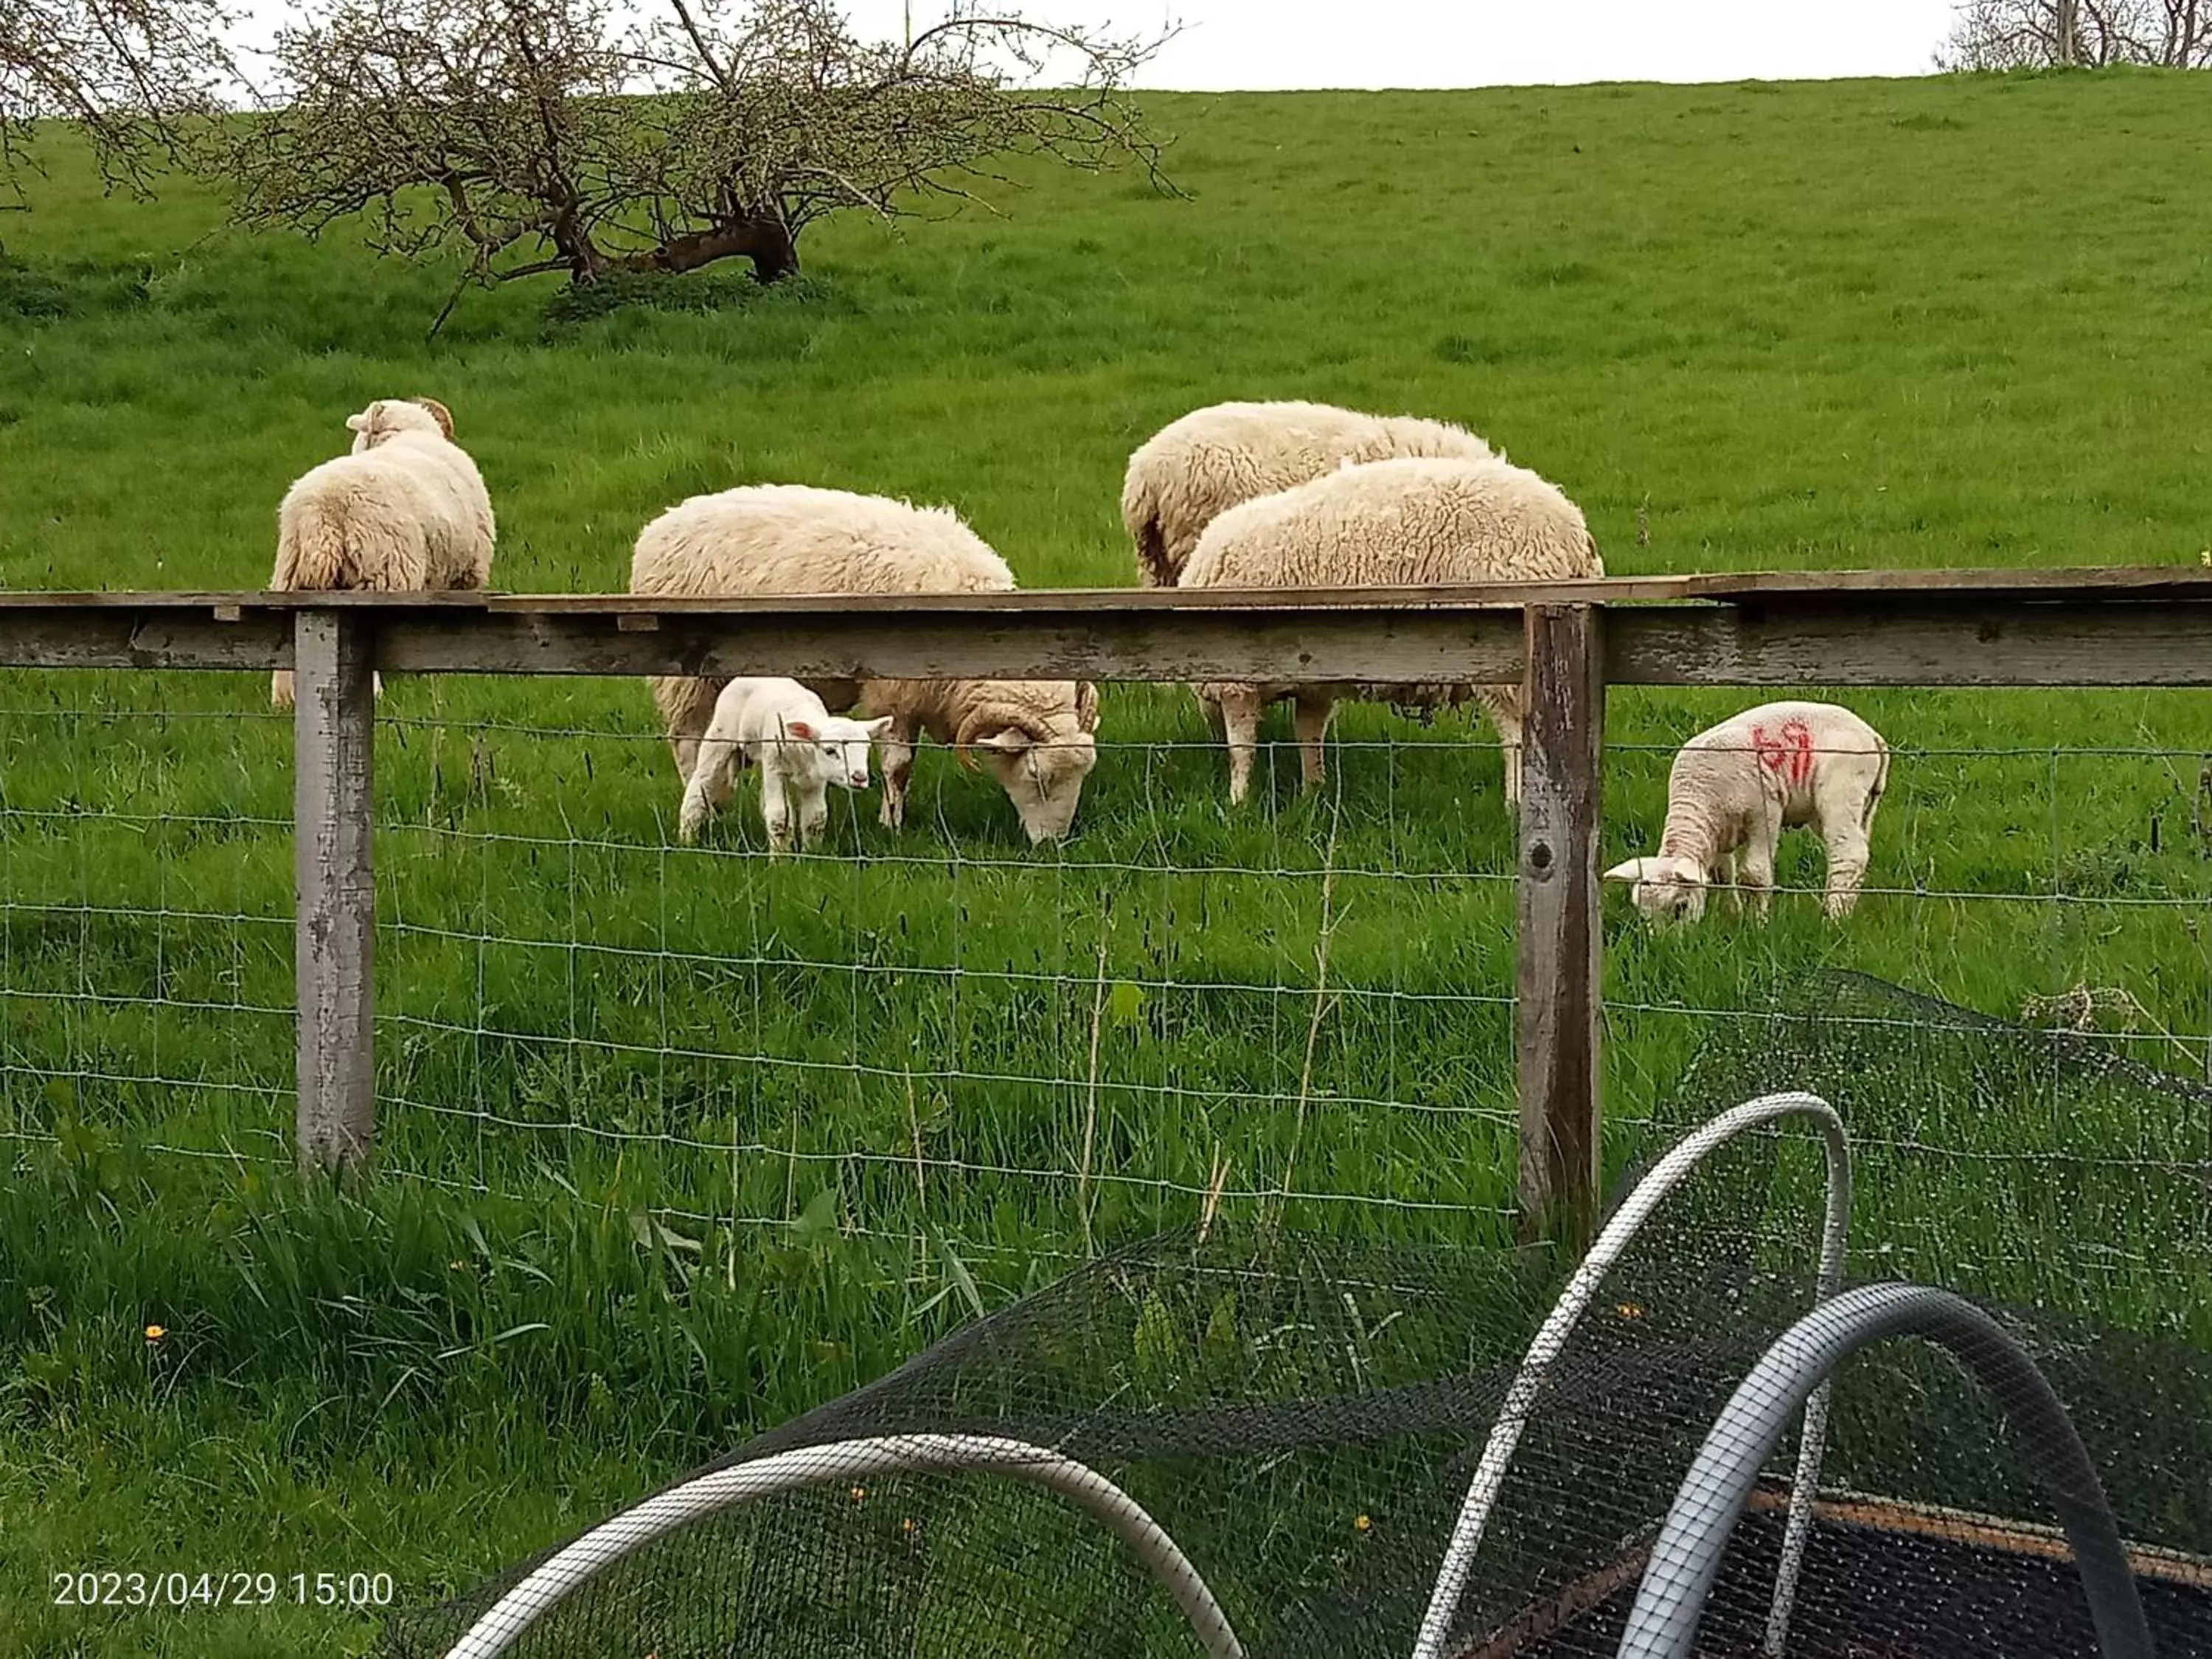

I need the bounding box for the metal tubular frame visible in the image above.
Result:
[1613,1281,2154,1659]
[1412,1092,1851,1659]
[439,1431,1245,1659]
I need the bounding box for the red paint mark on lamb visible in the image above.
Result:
[1749,717,1816,788]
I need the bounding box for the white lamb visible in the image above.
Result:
[631,484,1101,844]
[268,397,496,709]
[677,678,891,852]
[1121,399,1498,588]
[1180,454,1603,806]
[1604,701,1891,922]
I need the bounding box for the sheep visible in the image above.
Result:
[1603,701,1891,922]
[1121,400,1498,588]
[1178,454,1602,806]
[677,677,892,852]
[268,397,496,710]
[630,484,1102,844]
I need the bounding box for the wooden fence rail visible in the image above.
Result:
[7,570,2212,1237]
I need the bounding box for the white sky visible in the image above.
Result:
[232,1,1968,89]
[838,1,1966,88]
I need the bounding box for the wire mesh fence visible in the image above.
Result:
[4,671,2212,1298]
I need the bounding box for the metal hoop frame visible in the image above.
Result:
[1412,1091,1852,1659]
[1613,1281,2153,1659]
[439,1431,1246,1659]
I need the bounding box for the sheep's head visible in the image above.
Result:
[347,397,454,452]
[957,685,1101,844]
[1602,855,1709,924]
[782,714,893,793]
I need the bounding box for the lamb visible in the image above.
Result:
[1178,454,1602,806]
[677,677,892,853]
[268,397,496,709]
[1120,400,1498,588]
[630,484,1102,844]
[1603,701,1890,922]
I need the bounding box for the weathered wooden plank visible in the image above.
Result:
[1606,601,2212,686]
[292,611,376,1172]
[6,588,2212,686]
[374,608,1534,685]
[1517,605,1604,1244]
[0,609,292,669]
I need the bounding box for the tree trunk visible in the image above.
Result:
[616,217,799,283]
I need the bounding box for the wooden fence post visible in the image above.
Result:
[1517,603,1604,1242]
[293,608,376,1171]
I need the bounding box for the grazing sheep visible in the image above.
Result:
[268,397,495,709]
[631,484,1102,844]
[677,677,892,852]
[1180,454,1602,806]
[1121,400,1498,588]
[1604,701,1890,922]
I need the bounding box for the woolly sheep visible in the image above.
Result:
[1603,700,1891,923]
[677,677,892,852]
[268,397,495,709]
[630,484,1102,845]
[1180,454,1602,806]
[1120,400,1498,588]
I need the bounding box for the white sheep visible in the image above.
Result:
[1180,454,1602,806]
[630,484,1102,844]
[268,397,495,709]
[677,677,892,852]
[1604,700,1891,922]
[1121,400,1498,588]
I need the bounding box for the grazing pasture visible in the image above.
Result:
[3,69,2212,1656]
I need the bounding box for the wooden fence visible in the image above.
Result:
[8,566,2212,1237]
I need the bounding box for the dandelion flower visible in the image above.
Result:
[144,1324,167,1342]
[1615,1303,1645,1320]
[849,1486,866,1504]
[1354,1514,1372,1534]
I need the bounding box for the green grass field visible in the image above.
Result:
[4,67,2212,1657]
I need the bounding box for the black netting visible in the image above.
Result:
[381,975,2212,1659]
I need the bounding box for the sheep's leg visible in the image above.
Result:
[678,737,740,844]
[759,767,795,856]
[1740,815,1779,921]
[1292,692,1335,790]
[1215,684,1264,805]
[798,777,830,849]
[653,674,723,781]
[878,719,917,832]
[1479,686,1526,806]
[1720,849,1746,914]
[1821,824,1872,920]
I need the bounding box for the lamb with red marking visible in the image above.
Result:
[1604,700,1890,922]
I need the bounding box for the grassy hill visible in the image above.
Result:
[4,71,2212,1655]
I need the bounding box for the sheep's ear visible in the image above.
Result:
[956,725,1028,770]
[1076,681,1101,733]
[1602,858,1653,885]
[783,718,816,741]
[862,716,894,740]
[409,397,455,439]
[345,413,369,433]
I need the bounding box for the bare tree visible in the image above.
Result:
[1939,0,2212,68]
[223,0,1172,297]
[1,0,234,202]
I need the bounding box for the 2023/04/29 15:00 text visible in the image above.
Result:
[52,1571,397,1608]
